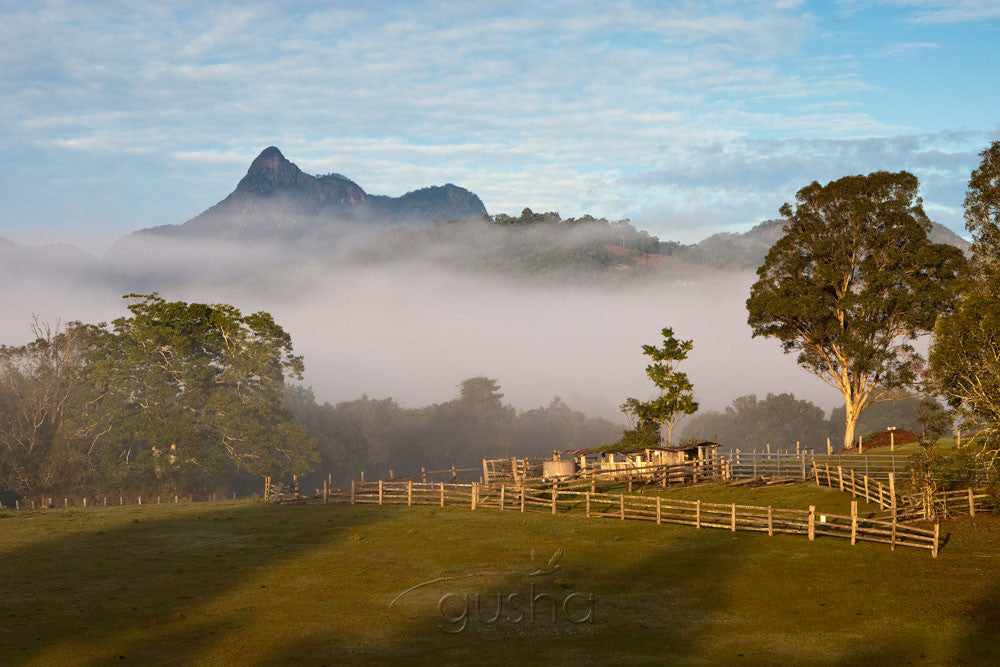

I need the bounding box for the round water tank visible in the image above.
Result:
[542,460,577,479]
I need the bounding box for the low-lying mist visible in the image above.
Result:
[1,224,844,423]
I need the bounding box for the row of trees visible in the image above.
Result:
[285,378,622,490]
[681,391,929,451]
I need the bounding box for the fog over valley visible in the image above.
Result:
[1,229,840,423]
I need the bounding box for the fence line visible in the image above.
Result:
[3,492,241,511]
[339,480,940,557]
[723,452,914,482]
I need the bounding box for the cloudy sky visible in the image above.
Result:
[2,0,998,253]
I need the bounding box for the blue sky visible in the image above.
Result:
[1,0,998,253]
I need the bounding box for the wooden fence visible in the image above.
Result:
[806,460,994,521]
[4,492,238,511]
[724,452,912,482]
[810,461,895,509]
[339,480,940,557]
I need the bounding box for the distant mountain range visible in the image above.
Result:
[2,147,975,285]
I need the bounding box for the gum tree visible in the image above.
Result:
[747,171,965,451]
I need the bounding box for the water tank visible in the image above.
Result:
[542,460,577,479]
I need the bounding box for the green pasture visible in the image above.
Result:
[1,493,998,664]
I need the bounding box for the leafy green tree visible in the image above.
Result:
[930,141,1000,464]
[72,294,316,494]
[964,141,1000,272]
[747,171,965,451]
[621,327,698,446]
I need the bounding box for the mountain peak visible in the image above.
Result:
[256,146,284,159]
[246,146,292,175]
[235,146,310,196]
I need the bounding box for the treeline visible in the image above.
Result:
[0,297,622,502]
[681,392,929,451]
[284,377,622,490]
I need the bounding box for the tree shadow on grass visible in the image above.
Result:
[946,515,1000,664]
[250,511,954,665]
[2,504,992,665]
[0,501,391,664]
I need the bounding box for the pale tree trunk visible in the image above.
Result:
[666,421,675,446]
[843,399,859,451]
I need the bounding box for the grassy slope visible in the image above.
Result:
[1,494,998,665]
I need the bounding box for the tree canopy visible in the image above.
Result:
[618,327,698,446]
[0,295,317,498]
[930,141,1000,459]
[747,171,966,450]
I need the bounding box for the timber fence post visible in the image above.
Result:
[808,505,815,541]
[471,483,478,510]
[851,501,858,545]
[730,503,736,532]
[378,480,384,506]
[837,465,844,492]
[586,492,591,518]
[407,481,412,507]
[620,494,625,520]
[696,500,701,529]
[969,488,976,517]
[520,486,525,513]
[440,482,445,507]
[351,481,356,505]
[889,473,896,513]
[933,524,940,558]
[657,497,662,525]
[767,506,773,536]
[500,484,505,511]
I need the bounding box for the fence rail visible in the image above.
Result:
[341,479,940,557]
[723,452,913,482]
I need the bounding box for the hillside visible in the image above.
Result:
[675,218,972,271]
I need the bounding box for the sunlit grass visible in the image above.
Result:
[1,497,998,664]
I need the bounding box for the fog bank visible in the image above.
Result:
[0,235,844,421]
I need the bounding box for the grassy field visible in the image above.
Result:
[1,489,999,665]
